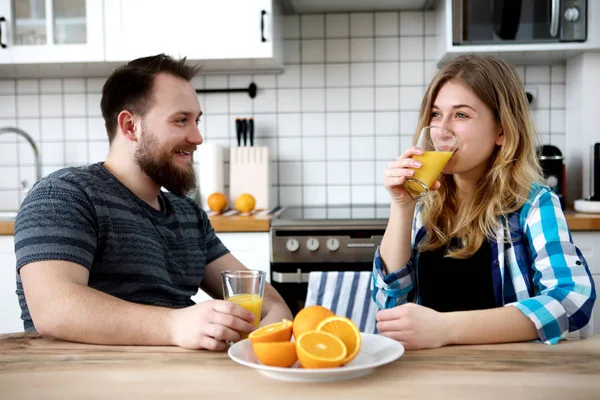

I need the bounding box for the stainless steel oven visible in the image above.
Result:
[270,205,389,316]
[454,0,587,44]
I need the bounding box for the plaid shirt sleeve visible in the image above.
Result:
[371,205,423,309]
[507,186,596,344]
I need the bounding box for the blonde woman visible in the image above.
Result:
[372,54,595,350]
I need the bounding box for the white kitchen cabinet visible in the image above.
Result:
[0,0,104,64]
[435,0,600,66]
[282,0,435,13]
[216,232,271,280]
[103,0,283,72]
[571,231,599,335]
[0,236,23,334]
[192,232,271,303]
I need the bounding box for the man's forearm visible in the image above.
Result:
[36,282,175,346]
[260,284,293,325]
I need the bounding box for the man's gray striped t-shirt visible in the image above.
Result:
[14,163,229,331]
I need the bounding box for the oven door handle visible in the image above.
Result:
[550,0,560,37]
[272,270,310,284]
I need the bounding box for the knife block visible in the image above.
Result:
[229,147,270,210]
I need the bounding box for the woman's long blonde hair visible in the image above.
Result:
[416,54,544,258]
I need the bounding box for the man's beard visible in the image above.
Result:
[135,124,197,196]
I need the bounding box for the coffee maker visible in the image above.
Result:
[537,145,566,209]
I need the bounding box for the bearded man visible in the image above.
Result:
[14,54,291,350]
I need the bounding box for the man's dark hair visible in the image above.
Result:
[100,54,200,143]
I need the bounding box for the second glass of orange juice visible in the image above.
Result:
[221,270,266,339]
[404,126,458,199]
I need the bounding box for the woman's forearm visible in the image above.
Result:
[443,306,539,345]
[379,203,416,274]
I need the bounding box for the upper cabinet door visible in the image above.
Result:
[0,0,104,64]
[104,0,276,62]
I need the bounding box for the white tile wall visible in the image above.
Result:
[0,11,567,210]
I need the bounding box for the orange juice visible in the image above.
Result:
[405,151,453,196]
[227,293,263,338]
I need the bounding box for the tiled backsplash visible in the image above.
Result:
[0,11,566,210]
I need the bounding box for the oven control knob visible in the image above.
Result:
[326,238,340,251]
[286,238,300,252]
[306,238,320,252]
[564,7,580,22]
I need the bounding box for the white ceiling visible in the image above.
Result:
[279,0,437,14]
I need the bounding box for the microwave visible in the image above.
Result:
[453,0,587,44]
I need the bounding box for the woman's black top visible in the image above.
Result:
[418,238,497,312]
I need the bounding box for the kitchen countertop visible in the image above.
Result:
[2,210,600,235]
[207,210,275,232]
[1,333,599,399]
[0,210,276,235]
[0,221,13,236]
[562,211,600,231]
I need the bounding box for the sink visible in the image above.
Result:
[0,211,18,220]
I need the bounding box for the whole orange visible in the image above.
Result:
[235,193,256,213]
[207,192,228,212]
[292,305,335,340]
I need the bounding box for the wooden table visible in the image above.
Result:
[1,333,599,399]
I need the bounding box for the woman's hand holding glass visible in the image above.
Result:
[403,126,457,199]
[384,146,441,206]
[385,126,457,204]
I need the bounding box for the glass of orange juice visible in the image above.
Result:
[221,270,265,339]
[403,125,458,199]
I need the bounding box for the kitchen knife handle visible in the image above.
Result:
[249,118,254,147]
[0,17,7,49]
[242,119,248,146]
[260,10,267,43]
[235,118,241,147]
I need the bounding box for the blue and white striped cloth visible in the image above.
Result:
[305,271,379,334]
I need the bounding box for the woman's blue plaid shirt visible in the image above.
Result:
[371,185,596,344]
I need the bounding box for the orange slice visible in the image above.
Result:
[316,316,361,365]
[252,341,298,367]
[248,319,293,344]
[296,331,347,369]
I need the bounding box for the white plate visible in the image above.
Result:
[227,333,405,382]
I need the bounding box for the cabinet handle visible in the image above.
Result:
[0,17,7,49]
[260,10,267,42]
[272,271,309,284]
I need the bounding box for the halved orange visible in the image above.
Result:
[296,331,347,369]
[252,341,298,367]
[248,319,293,344]
[316,316,361,365]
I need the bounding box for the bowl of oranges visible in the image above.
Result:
[227,305,405,382]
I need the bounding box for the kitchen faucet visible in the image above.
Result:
[0,127,42,186]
